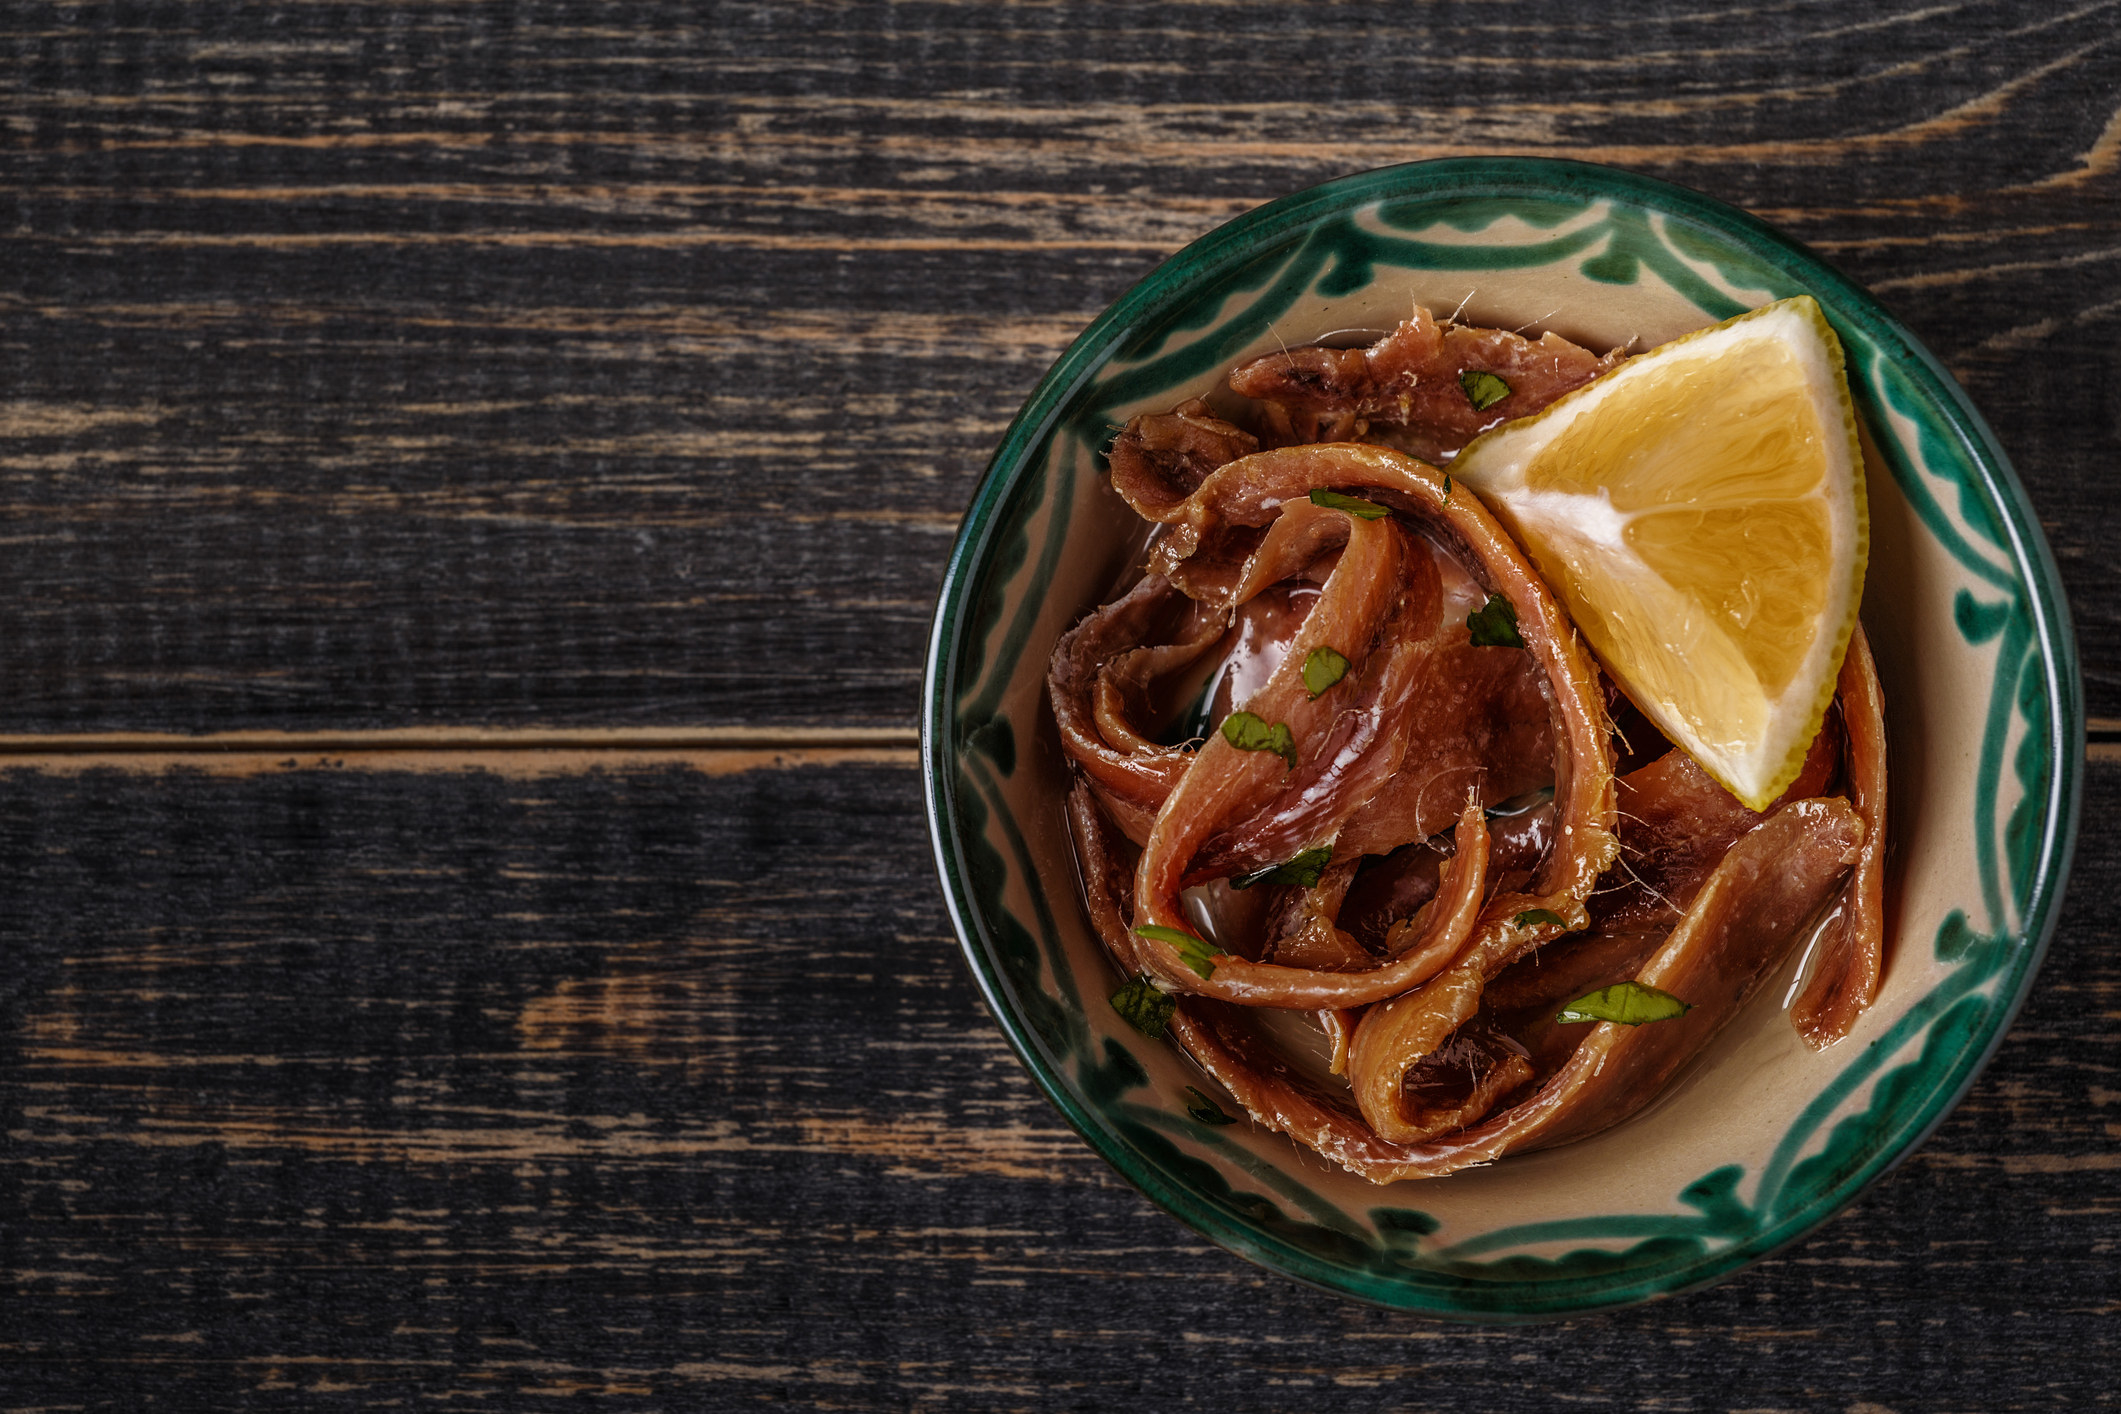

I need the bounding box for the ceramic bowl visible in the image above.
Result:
[921,158,2080,1317]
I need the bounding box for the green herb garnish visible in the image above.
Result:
[1512,908,1568,930]
[1555,981,1693,1027]
[1441,471,1452,500]
[1135,924,1220,980]
[1460,369,1511,411]
[1221,710,1297,768]
[1308,488,1390,520]
[1465,593,1523,648]
[1230,845,1333,892]
[1301,646,1350,698]
[1185,1086,1237,1125]
[1110,976,1177,1039]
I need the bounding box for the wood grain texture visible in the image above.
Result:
[0,5,2113,1407]
[0,755,2113,1409]
[1,0,2116,730]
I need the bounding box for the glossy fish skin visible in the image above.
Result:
[1049,573,1223,844]
[1107,796,1858,1184]
[1598,705,1843,930]
[1114,443,1618,1009]
[1482,797,1864,1159]
[1053,309,1887,1183]
[1227,310,1625,463]
[1130,507,1479,1007]
[1126,441,1619,915]
[1106,398,1258,520]
[1790,627,1887,1047]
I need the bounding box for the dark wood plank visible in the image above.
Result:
[2,1,2116,730]
[0,754,2111,1407]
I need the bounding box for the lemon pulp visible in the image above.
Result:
[1450,296,1867,810]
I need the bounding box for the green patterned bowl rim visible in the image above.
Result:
[921,157,2081,1316]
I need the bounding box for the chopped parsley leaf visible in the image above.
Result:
[1184,1086,1237,1126]
[1466,594,1523,648]
[1301,646,1350,698]
[1308,488,1390,520]
[1230,846,1333,892]
[1555,981,1693,1027]
[1221,710,1297,769]
[1109,976,1176,1039]
[1460,369,1512,411]
[1135,924,1220,981]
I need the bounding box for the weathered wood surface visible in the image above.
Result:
[0,0,2116,730]
[0,757,2114,1409]
[2,2,2117,1408]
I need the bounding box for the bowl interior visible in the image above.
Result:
[924,160,2078,1317]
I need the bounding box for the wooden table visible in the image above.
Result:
[3,4,2116,1406]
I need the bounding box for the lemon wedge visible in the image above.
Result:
[1450,295,1867,810]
